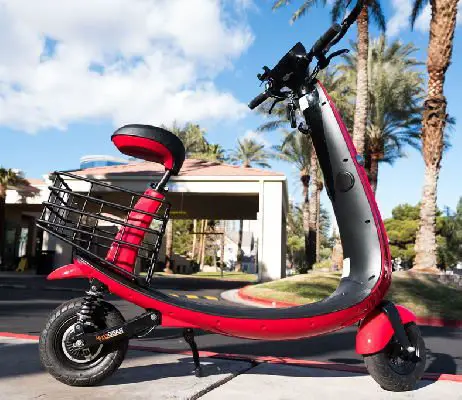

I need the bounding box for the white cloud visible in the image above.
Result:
[415,4,431,33]
[388,0,462,37]
[240,129,270,146]
[387,0,412,38]
[0,0,254,133]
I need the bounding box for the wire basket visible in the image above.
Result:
[36,171,170,283]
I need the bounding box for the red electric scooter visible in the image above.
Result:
[37,0,426,392]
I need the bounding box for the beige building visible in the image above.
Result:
[3,159,288,281]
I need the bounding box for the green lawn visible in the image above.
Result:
[243,271,462,320]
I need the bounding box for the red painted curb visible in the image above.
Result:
[1,332,461,383]
[238,287,462,329]
[237,287,296,308]
[0,332,39,340]
[415,317,462,329]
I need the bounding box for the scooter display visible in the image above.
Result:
[37,0,426,392]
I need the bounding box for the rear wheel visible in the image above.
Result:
[39,298,128,387]
[364,322,426,392]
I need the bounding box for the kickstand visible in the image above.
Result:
[183,328,202,377]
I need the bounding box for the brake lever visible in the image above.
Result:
[317,49,350,71]
[268,98,283,114]
[326,48,349,62]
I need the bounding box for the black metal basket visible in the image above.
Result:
[36,171,170,284]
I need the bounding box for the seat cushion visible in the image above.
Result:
[112,124,185,175]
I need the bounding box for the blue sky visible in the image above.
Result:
[0,0,460,219]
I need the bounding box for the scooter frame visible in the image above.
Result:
[44,81,418,362]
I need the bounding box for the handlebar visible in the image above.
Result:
[248,0,365,109]
[324,0,365,53]
[310,23,341,56]
[248,91,270,110]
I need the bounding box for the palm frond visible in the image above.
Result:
[272,0,291,10]
[410,0,429,29]
[291,0,325,23]
[369,0,386,32]
[331,0,347,22]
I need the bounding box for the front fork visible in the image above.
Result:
[356,301,419,359]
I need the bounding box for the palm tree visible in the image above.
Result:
[273,131,313,266]
[272,0,386,157]
[229,138,271,168]
[191,143,227,162]
[411,0,460,272]
[229,138,271,270]
[340,37,425,193]
[315,174,325,262]
[168,122,207,156]
[0,168,28,266]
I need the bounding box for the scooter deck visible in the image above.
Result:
[68,258,381,320]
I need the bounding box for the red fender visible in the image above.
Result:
[356,305,417,355]
[47,262,198,329]
[47,262,94,280]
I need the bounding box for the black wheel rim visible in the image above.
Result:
[53,316,108,370]
[386,326,420,375]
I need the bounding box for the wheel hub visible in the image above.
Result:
[387,339,419,375]
[62,323,103,364]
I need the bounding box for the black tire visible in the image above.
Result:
[364,322,426,392]
[39,298,129,387]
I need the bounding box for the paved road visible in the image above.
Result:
[3,336,461,400]
[0,275,461,375]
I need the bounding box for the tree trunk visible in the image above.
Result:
[369,153,380,194]
[414,165,440,271]
[235,219,244,272]
[414,0,459,273]
[191,219,197,260]
[331,233,344,271]
[315,183,322,263]
[307,151,318,269]
[164,219,174,274]
[301,173,310,270]
[0,186,6,267]
[352,6,369,157]
[200,220,208,270]
[197,220,204,264]
[220,231,225,277]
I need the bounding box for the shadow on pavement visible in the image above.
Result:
[0,340,441,391]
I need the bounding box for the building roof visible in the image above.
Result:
[25,178,46,186]
[73,159,285,178]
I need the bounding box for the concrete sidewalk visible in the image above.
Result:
[1,336,461,400]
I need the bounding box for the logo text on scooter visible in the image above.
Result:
[96,327,124,342]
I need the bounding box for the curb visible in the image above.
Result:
[237,288,296,308]
[0,283,84,293]
[237,287,462,329]
[1,332,461,383]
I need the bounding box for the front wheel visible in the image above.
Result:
[364,322,426,392]
[39,298,129,387]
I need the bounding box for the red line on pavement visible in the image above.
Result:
[0,332,39,340]
[1,332,461,383]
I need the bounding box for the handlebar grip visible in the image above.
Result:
[248,92,270,110]
[311,23,341,55]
